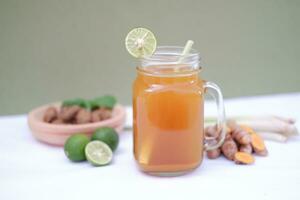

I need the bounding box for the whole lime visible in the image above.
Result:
[91,127,119,152]
[64,134,90,162]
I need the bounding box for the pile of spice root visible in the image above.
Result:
[44,106,112,125]
[43,96,116,125]
[205,121,268,165]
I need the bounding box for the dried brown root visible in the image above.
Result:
[51,118,64,124]
[91,109,102,122]
[98,108,112,120]
[60,105,81,121]
[75,108,92,124]
[234,152,255,165]
[91,108,112,122]
[43,107,58,123]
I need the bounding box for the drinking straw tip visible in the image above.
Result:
[178,40,194,63]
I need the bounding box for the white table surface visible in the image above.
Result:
[1,93,300,200]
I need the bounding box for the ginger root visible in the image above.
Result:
[234,152,255,164]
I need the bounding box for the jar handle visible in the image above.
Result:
[203,81,226,150]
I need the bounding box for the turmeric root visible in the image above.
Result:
[207,148,221,159]
[205,125,219,138]
[239,144,253,154]
[251,132,268,156]
[234,152,255,164]
[205,122,268,164]
[227,120,251,145]
[232,129,251,145]
[221,139,238,160]
[205,139,221,159]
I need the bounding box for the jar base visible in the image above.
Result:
[145,169,195,177]
[137,160,202,177]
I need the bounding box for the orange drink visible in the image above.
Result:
[133,46,226,176]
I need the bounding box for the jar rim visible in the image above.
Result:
[140,46,200,67]
[136,66,201,77]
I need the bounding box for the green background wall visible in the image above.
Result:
[0,0,299,115]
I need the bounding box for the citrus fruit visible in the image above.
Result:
[125,27,157,58]
[85,141,113,166]
[91,127,119,151]
[64,134,89,162]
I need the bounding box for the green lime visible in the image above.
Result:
[85,141,113,166]
[64,134,89,162]
[91,127,119,152]
[125,27,157,58]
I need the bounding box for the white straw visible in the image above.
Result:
[175,40,194,72]
[178,40,194,63]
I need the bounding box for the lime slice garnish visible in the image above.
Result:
[85,141,113,166]
[125,27,157,58]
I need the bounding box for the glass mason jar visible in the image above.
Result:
[133,46,226,176]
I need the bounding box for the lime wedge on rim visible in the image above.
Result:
[85,141,113,166]
[125,27,157,58]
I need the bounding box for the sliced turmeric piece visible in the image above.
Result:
[251,132,268,156]
[234,152,255,164]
